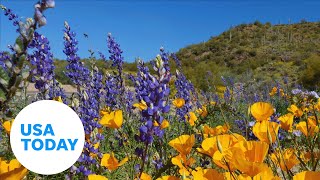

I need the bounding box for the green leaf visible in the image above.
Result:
[17,54,26,69]
[0,66,9,87]
[4,59,12,69]
[0,89,6,102]
[15,36,25,51]
[22,71,30,79]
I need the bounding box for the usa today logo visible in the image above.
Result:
[10,100,85,175]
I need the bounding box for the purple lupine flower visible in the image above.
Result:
[28,32,55,99]
[171,53,181,69]
[124,90,134,114]
[174,70,193,121]
[34,0,55,27]
[71,69,103,177]
[98,51,106,61]
[103,33,125,110]
[292,88,302,95]
[152,158,163,170]
[160,47,170,72]
[28,32,66,101]
[107,33,124,92]
[76,67,103,176]
[63,21,90,87]
[2,8,19,27]
[63,23,103,177]
[130,49,171,174]
[48,79,66,101]
[224,87,231,103]
[0,52,10,70]
[104,73,119,109]
[253,93,260,102]
[108,33,124,71]
[189,82,202,108]
[91,67,103,101]
[171,53,195,121]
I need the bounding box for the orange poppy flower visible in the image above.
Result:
[278,113,294,131]
[250,102,274,121]
[192,167,224,180]
[0,159,28,180]
[99,110,123,129]
[185,112,197,126]
[296,118,319,137]
[169,134,195,156]
[293,171,320,180]
[133,100,148,111]
[252,121,279,144]
[270,148,299,171]
[203,124,229,138]
[2,120,14,134]
[287,105,303,117]
[101,152,128,171]
[88,174,108,180]
[172,98,185,108]
[171,154,195,176]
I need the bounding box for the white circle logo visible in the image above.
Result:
[10,100,85,175]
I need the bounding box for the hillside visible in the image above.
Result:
[54,21,320,90]
[175,21,320,90]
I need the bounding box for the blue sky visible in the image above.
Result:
[1,0,319,62]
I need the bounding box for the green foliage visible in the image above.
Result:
[300,54,320,89]
[174,21,320,90]
[52,21,320,91]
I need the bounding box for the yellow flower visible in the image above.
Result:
[171,154,195,176]
[269,87,277,96]
[172,98,185,108]
[100,107,111,116]
[3,120,14,134]
[233,158,269,177]
[156,176,180,180]
[287,105,303,117]
[99,110,123,129]
[234,141,269,163]
[197,134,245,157]
[252,121,279,144]
[101,152,128,171]
[53,96,63,103]
[231,141,270,177]
[250,102,274,121]
[296,118,319,137]
[0,159,28,180]
[88,174,108,180]
[153,119,170,129]
[252,167,280,180]
[269,87,284,97]
[89,143,100,158]
[198,135,246,171]
[203,124,229,138]
[278,113,294,131]
[293,171,320,180]
[185,112,197,126]
[210,101,216,106]
[315,99,320,111]
[196,105,208,118]
[270,148,299,171]
[169,134,195,156]
[133,100,148,111]
[213,147,243,171]
[135,172,152,180]
[192,167,224,180]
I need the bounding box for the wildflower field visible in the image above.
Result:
[1,1,320,180]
